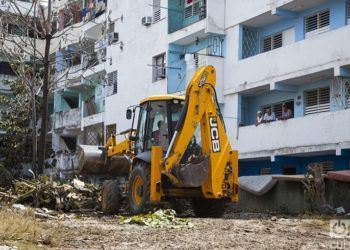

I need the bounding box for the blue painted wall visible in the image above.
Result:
[239,154,350,176]
[167,36,223,93]
[245,79,331,125]
[241,0,348,58]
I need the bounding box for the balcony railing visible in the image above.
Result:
[226,25,350,93]
[53,108,81,130]
[238,109,350,159]
[83,98,104,118]
[168,1,206,33]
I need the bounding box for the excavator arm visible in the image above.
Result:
[151,65,238,202]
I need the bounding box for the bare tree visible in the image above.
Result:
[0,0,100,174]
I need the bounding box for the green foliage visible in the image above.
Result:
[0,76,36,179]
[119,209,195,229]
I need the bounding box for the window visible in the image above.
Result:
[260,168,272,175]
[61,136,77,152]
[283,165,297,175]
[305,9,330,38]
[153,54,166,82]
[194,48,207,68]
[262,27,295,53]
[305,87,330,115]
[347,84,350,108]
[348,1,350,24]
[106,124,116,140]
[153,0,161,23]
[184,0,201,19]
[107,71,118,95]
[262,100,294,120]
[262,33,282,52]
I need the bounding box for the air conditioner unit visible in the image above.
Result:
[142,16,152,26]
[111,32,119,43]
[156,66,166,79]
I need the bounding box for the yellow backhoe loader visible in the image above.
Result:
[77,65,238,217]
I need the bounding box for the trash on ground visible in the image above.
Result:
[0,176,100,212]
[119,209,195,229]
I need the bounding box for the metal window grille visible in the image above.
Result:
[208,35,223,57]
[305,9,330,37]
[84,124,104,146]
[107,71,118,95]
[106,123,116,139]
[242,27,259,59]
[305,87,330,115]
[262,32,282,53]
[153,0,161,23]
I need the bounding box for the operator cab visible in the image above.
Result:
[126,95,185,155]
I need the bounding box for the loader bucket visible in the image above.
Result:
[77,145,130,176]
[171,155,210,187]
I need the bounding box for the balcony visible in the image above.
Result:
[168,0,224,45]
[225,25,350,95]
[55,64,83,89]
[238,109,350,160]
[53,108,82,130]
[82,98,104,127]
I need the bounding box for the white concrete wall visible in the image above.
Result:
[224,25,350,95]
[206,0,225,35]
[238,109,350,159]
[104,0,168,140]
[224,0,271,29]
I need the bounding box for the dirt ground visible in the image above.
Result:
[1,209,342,250]
[56,215,336,249]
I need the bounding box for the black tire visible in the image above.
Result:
[101,180,120,215]
[170,198,188,215]
[128,162,151,215]
[192,198,226,218]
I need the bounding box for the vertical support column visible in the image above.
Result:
[150,146,163,202]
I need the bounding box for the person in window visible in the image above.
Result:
[263,108,276,123]
[255,110,264,126]
[280,103,293,120]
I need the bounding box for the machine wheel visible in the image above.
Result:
[101,180,121,215]
[191,198,226,218]
[128,162,150,215]
[170,198,188,215]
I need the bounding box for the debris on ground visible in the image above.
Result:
[119,209,195,229]
[0,176,100,212]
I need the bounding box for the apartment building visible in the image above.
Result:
[224,0,350,175]
[52,0,350,177]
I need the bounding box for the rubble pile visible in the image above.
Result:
[0,176,101,212]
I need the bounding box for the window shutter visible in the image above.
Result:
[193,1,200,16]
[305,10,330,38]
[347,1,350,23]
[262,37,272,52]
[107,71,118,95]
[153,0,161,23]
[272,103,283,119]
[347,86,350,108]
[184,5,193,18]
[272,33,282,49]
[184,0,200,19]
[305,87,330,115]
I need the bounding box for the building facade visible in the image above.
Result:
[52,0,350,177]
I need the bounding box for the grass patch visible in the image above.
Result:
[0,208,62,248]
